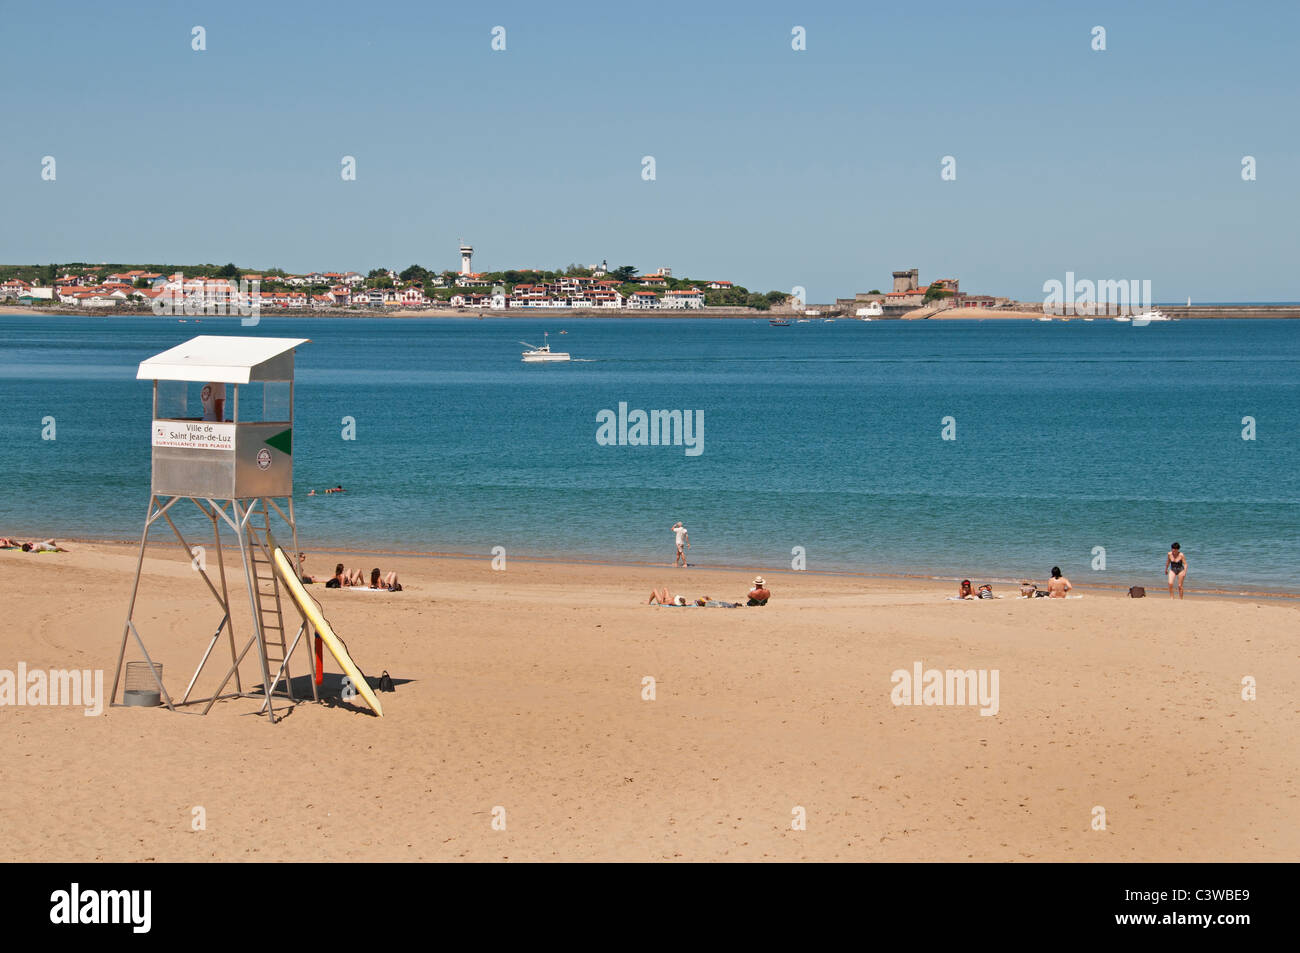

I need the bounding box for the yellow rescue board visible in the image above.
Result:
[271,546,384,717]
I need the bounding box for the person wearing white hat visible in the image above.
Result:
[671,521,690,567]
[747,576,770,606]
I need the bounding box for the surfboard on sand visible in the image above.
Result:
[270,545,384,716]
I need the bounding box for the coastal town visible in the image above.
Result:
[2,247,1289,320]
[0,242,1028,318]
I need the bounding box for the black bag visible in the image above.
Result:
[1128,586,1146,598]
[379,670,395,693]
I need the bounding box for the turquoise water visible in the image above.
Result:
[1,314,1297,591]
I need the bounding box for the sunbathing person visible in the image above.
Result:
[369,567,402,591]
[648,587,687,606]
[746,576,771,606]
[296,553,330,583]
[1046,566,1072,598]
[0,537,20,549]
[324,563,361,588]
[958,579,977,600]
[22,539,67,552]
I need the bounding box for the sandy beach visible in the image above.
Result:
[2,540,1295,862]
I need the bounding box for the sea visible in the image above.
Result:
[1,313,1297,593]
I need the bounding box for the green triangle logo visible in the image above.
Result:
[264,429,292,456]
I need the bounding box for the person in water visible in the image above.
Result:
[1046,566,1072,598]
[671,522,689,567]
[1165,542,1187,599]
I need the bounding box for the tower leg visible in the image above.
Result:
[110,495,158,707]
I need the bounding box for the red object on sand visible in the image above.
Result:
[314,635,324,685]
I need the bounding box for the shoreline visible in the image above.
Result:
[18,536,1299,602]
[7,303,1300,321]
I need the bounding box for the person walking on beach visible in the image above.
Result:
[1165,542,1188,599]
[672,521,690,567]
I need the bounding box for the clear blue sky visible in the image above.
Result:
[2,0,1296,302]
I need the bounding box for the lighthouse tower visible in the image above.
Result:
[459,241,473,275]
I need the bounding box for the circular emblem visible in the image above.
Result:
[256,448,272,470]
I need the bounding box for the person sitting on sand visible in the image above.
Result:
[324,563,361,588]
[1046,566,1072,598]
[747,576,771,606]
[369,567,402,591]
[959,579,977,600]
[296,553,330,584]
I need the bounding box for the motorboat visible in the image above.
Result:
[520,332,570,362]
[1130,309,1169,327]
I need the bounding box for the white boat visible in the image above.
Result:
[856,302,883,319]
[1037,316,1053,322]
[1130,309,1170,327]
[1113,315,1131,323]
[804,309,821,317]
[520,332,570,362]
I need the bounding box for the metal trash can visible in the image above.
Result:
[124,661,163,707]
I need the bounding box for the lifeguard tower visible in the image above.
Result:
[110,336,315,723]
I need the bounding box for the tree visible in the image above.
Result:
[868,289,881,295]
[924,284,950,302]
[400,264,430,284]
[217,262,240,278]
[610,265,637,283]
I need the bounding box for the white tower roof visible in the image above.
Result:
[137,335,310,383]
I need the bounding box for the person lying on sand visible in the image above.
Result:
[648,587,688,606]
[0,537,20,549]
[647,588,739,607]
[21,539,67,553]
[747,577,770,606]
[369,567,402,591]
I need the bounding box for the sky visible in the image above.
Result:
[1,0,1297,302]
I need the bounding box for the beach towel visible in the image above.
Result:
[346,586,396,593]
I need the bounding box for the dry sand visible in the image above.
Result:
[1,542,1296,862]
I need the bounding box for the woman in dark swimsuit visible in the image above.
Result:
[1165,543,1187,599]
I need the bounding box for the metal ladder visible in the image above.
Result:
[244,500,294,712]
